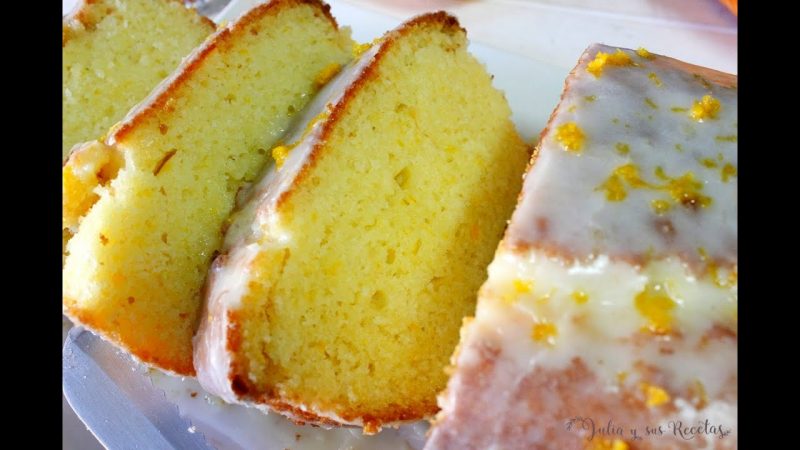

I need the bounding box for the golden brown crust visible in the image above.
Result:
[110,0,338,143]
[64,298,195,375]
[254,392,437,435]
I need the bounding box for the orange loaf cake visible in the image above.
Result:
[194,12,531,433]
[62,0,214,160]
[426,45,737,450]
[63,0,353,375]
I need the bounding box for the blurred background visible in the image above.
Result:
[63,0,737,72]
[62,0,736,448]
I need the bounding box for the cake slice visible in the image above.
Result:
[193,12,531,433]
[62,0,353,376]
[425,45,737,450]
[62,0,214,160]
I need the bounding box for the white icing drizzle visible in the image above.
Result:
[508,44,737,268]
[478,250,736,398]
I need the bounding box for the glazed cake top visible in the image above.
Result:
[507,44,737,269]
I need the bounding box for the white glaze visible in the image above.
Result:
[473,43,738,387]
[476,250,736,398]
[508,44,737,268]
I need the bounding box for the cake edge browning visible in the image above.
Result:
[193,11,470,434]
[63,0,347,377]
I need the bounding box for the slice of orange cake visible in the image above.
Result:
[193,12,531,433]
[63,0,353,376]
[63,0,214,160]
[426,45,737,450]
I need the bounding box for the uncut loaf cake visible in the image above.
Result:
[63,0,214,161]
[194,12,531,433]
[425,45,737,450]
[63,0,353,376]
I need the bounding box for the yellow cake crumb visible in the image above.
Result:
[62,0,213,160]
[587,49,633,77]
[62,141,124,231]
[555,122,585,152]
[690,95,721,122]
